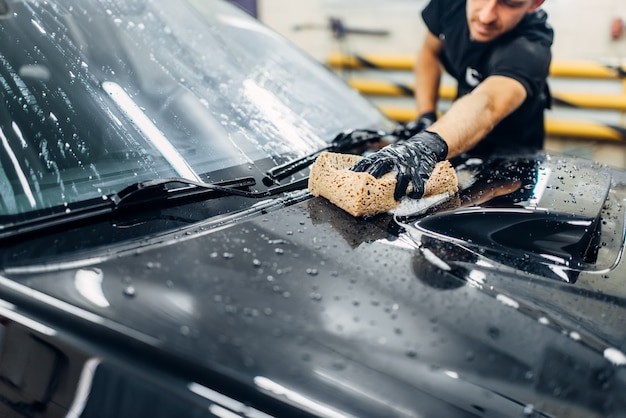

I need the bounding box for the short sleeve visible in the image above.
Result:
[488,38,552,99]
[421,0,442,37]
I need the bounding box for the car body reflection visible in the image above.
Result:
[0,0,624,417]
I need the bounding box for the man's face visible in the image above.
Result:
[466,0,545,42]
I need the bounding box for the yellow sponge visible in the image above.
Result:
[308,151,458,217]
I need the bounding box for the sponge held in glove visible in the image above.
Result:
[308,151,458,217]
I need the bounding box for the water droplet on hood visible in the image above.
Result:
[123,285,136,298]
[522,404,534,416]
[310,292,323,301]
[487,326,500,339]
[604,347,626,366]
[406,350,418,359]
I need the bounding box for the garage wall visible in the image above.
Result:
[258,0,626,64]
[257,0,626,168]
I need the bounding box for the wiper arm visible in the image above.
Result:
[265,129,389,182]
[111,176,309,209]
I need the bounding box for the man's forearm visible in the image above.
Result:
[427,75,528,158]
[428,92,493,158]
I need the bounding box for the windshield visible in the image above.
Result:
[0,0,389,217]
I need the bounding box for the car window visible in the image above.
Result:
[0,0,389,217]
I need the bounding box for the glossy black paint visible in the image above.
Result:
[0,0,624,417]
[411,155,615,281]
[0,154,625,417]
[416,207,598,268]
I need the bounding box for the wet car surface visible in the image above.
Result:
[0,0,625,417]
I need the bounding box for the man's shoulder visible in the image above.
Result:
[423,0,465,14]
[514,9,554,47]
[422,0,466,28]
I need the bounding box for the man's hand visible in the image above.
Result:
[392,111,437,141]
[350,130,448,200]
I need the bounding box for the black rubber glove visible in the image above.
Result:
[392,111,437,141]
[350,130,448,200]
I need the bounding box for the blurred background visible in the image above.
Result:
[231,0,626,167]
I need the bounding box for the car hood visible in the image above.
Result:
[1,153,626,417]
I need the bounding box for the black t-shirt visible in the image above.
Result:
[422,0,553,156]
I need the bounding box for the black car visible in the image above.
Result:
[0,0,625,417]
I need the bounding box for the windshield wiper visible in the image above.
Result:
[3,128,387,242]
[265,129,389,182]
[111,176,308,208]
[1,176,309,242]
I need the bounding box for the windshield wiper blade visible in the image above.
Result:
[265,129,389,182]
[110,176,257,208]
[1,176,309,242]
